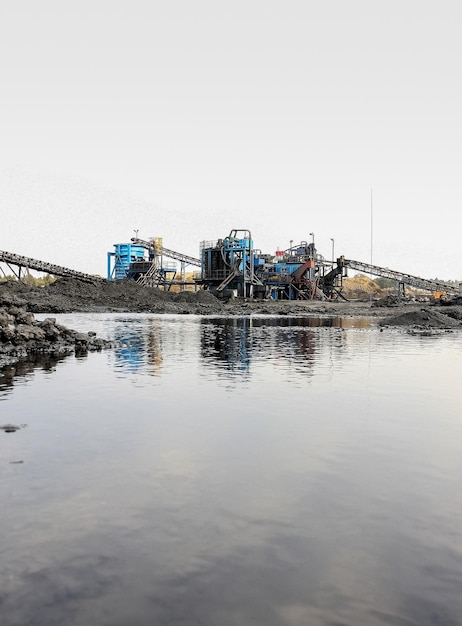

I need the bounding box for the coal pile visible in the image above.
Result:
[379,307,462,329]
[0,301,119,366]
[0,278,224,314]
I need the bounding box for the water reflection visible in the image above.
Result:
[200,317,319,373]
[201,317,253,373]
[2,314,462,626]
[199,316,364,377]
[113,317,163,376]
[0,313,379,394]
[0,353,70,398]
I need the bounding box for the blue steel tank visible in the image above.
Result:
[108,243,146,280]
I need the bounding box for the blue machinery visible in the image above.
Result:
[199,230,261,298]
[107,229,346,300]
[107,229,461,300]
[198,229,461,300]
[107,237,201,289]
[107,243,147,280]
[0,232,457,299]
[198,229,345,300]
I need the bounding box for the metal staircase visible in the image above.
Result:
[136,262,162,287]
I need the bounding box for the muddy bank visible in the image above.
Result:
[378,306,462,330]
[2,276,462,322]
[0,277,445,316]
[0,278,223,367]
[1,278,462,359]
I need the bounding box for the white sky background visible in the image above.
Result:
[1,0,461,279]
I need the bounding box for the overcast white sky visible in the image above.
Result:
[1,0,461,279]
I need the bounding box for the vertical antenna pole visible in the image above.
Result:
[370,188,373,303]
[370,187,373,267]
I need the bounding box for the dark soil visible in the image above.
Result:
[1,277,462,367]
[0,277,225,315]
[2,277,462,323]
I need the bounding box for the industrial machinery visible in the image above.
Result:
[2,230,458,297]
[107,237,201,289]
[198,229,462,301]
[107,242,147,281]
[199,230,265,298]
[198,229,345,300]
[106,229,461,301]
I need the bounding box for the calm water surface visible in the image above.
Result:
[1,313,462,626]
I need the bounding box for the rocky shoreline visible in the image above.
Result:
[0,303,119,367]
[1,277,462,367]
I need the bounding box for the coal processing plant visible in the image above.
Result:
[107,230,344,300]
[1,229,459,299]
[106,229,461,301]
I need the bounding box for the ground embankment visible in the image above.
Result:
[1,277,462,366]
[0,277,224,314]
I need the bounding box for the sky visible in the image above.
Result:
[1,0,462,280]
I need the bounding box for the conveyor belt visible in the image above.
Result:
[131,238,201,267]
[344,259,459,295]
[0,250,101,283]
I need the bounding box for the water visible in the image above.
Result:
[1,313,462,626]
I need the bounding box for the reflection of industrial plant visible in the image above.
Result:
[114,318,163,375]
[111,315,370,378]
[107,313,373,378]
[201,318,253,373]
[0,315,372,390]
[200,316,368,375]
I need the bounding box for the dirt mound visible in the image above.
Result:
[343,275,382,301]
[49,277,169,301]
[2,277,460,327]
[0,277,224,314]
[172,290,220,304]
[441,306,462,322]
[380,307,462,328]
[372,294,402,307]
